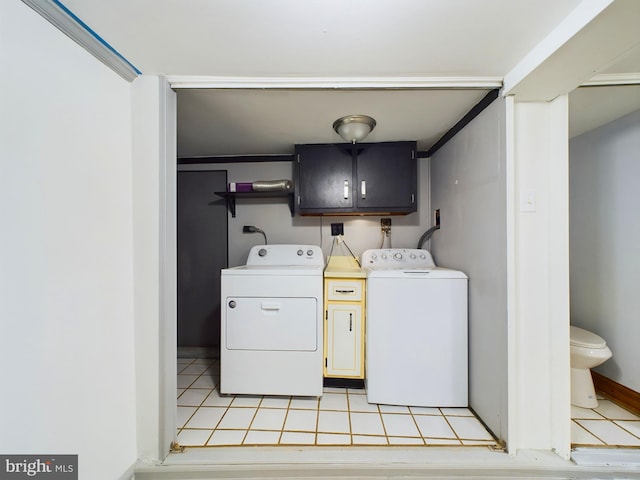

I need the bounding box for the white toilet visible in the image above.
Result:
[570,325,612,408]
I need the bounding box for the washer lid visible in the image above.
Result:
[570,326,606,348]
[365,267,467,279]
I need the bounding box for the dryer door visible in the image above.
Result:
[225,297,318,351]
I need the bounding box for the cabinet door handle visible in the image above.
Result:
[361,180,366,199]
[335,289,355,294]
[349,313,353,332]
[343,180,349,199]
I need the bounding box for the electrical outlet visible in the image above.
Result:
[434,209,441,227]
[331,223,344,236]
[381,218,391,233]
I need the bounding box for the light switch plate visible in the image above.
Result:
[520,189,536,212]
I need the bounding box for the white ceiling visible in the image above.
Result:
[62,0,583,77]
[59,0,640,156]
[177,89,491,156]
[570,85,640,138]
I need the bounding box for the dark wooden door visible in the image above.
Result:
[177,169,228,348]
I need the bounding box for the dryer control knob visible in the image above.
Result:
[381,254,387,260]
[419,253,426,259]
[410,253,417,259]
[394,252,403,260]
[297,249,303,256]
[258,248,267,257]
[307,249,314,256]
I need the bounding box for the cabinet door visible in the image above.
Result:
[295,144,353,213]
[325,303,363,378]
[356,142,417,212]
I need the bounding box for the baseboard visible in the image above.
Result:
[592,371,640,416]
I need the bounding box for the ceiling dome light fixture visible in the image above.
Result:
[333,114,376,144]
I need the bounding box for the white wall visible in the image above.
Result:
[429,98,509,444]
[570,109,640,392]
[0,2,137,479]
[180,158,432,267]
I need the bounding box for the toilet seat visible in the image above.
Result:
[570,326,606,348]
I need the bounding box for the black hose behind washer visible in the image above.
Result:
[417,225,440,249]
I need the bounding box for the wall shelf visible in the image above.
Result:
[215,191,295,218]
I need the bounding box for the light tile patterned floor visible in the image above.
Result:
[176,357,497,447]
[572,397,640,447]
[177,357,640,448]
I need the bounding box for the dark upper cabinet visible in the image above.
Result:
[294,141,417,215]
[355,142,416,211]
[295,144,353,211]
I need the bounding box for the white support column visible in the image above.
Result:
[506,95,571,458]
[132,75,177,462]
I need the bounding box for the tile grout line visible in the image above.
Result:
[239,396,263,445]
[201,383,227,446]
[346,390,353,445]
[376,404,392,444]
[368,394,389,444]
[592,417,640,443]
[572,419,608,446]
[613,420,640,441]
[204,390,235,446]
[276,398,292,445]
[439,408,463,444]
[177,386,217,442]
[313,396,320,446]
[407,408,427,446]
[190,360,219,445]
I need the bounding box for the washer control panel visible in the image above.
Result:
[246,244,324,266]
[361,249,436,268]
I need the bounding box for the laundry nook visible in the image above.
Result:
[4,1,640,479]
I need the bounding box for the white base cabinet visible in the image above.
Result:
[324,278,365,379]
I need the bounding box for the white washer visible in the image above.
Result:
[362,248,468,407]
[221,244,324,396]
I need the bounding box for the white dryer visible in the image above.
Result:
[220,244,324,397]
[362,248,468,407]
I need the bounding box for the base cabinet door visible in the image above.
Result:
[325,304,363,378]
